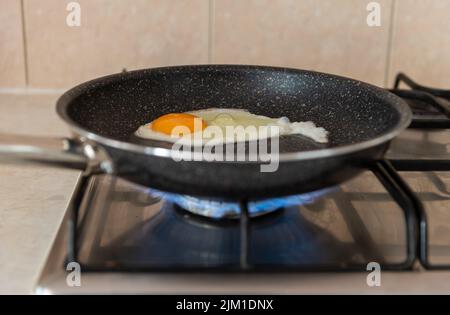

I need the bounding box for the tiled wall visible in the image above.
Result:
[1,0,449,90]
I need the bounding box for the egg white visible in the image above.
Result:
[135,108,328,144]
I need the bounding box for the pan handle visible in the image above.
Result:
[0,133,88,170]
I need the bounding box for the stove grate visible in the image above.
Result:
[64,73,450,272]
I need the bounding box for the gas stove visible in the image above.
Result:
[36,73,450,294]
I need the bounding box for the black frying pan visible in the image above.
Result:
[0,65,411,200]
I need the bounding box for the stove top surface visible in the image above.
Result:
[36,167,450,294]
[36,73,450,294]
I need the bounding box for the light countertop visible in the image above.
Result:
[0,93,80,294]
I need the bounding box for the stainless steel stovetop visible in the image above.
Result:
[36,74,450,294]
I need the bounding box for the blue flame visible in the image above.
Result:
[147,187,336,219]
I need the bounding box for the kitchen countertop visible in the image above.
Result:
[0,93,80,294]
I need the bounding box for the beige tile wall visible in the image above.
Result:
[389,0,450,88]
[213,0,392,86]
[1,0,450,89]
[0,0,26,88]
[24,0,209,88]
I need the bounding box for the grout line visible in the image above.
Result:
[384,0,397,88]
[20,0,30,86]
[207,0,215,64]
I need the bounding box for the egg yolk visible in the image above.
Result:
[150,113,207,136]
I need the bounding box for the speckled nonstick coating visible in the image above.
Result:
[57,65,411,200]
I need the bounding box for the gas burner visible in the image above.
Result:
[77,203,360,268]
[146,187,336,219]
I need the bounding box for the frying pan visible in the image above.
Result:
[0,65,411,200]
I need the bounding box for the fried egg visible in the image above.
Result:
[135,108,328,144]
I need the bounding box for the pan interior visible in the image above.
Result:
[62,65,402,153]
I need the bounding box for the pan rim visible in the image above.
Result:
[56,64,412,162]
